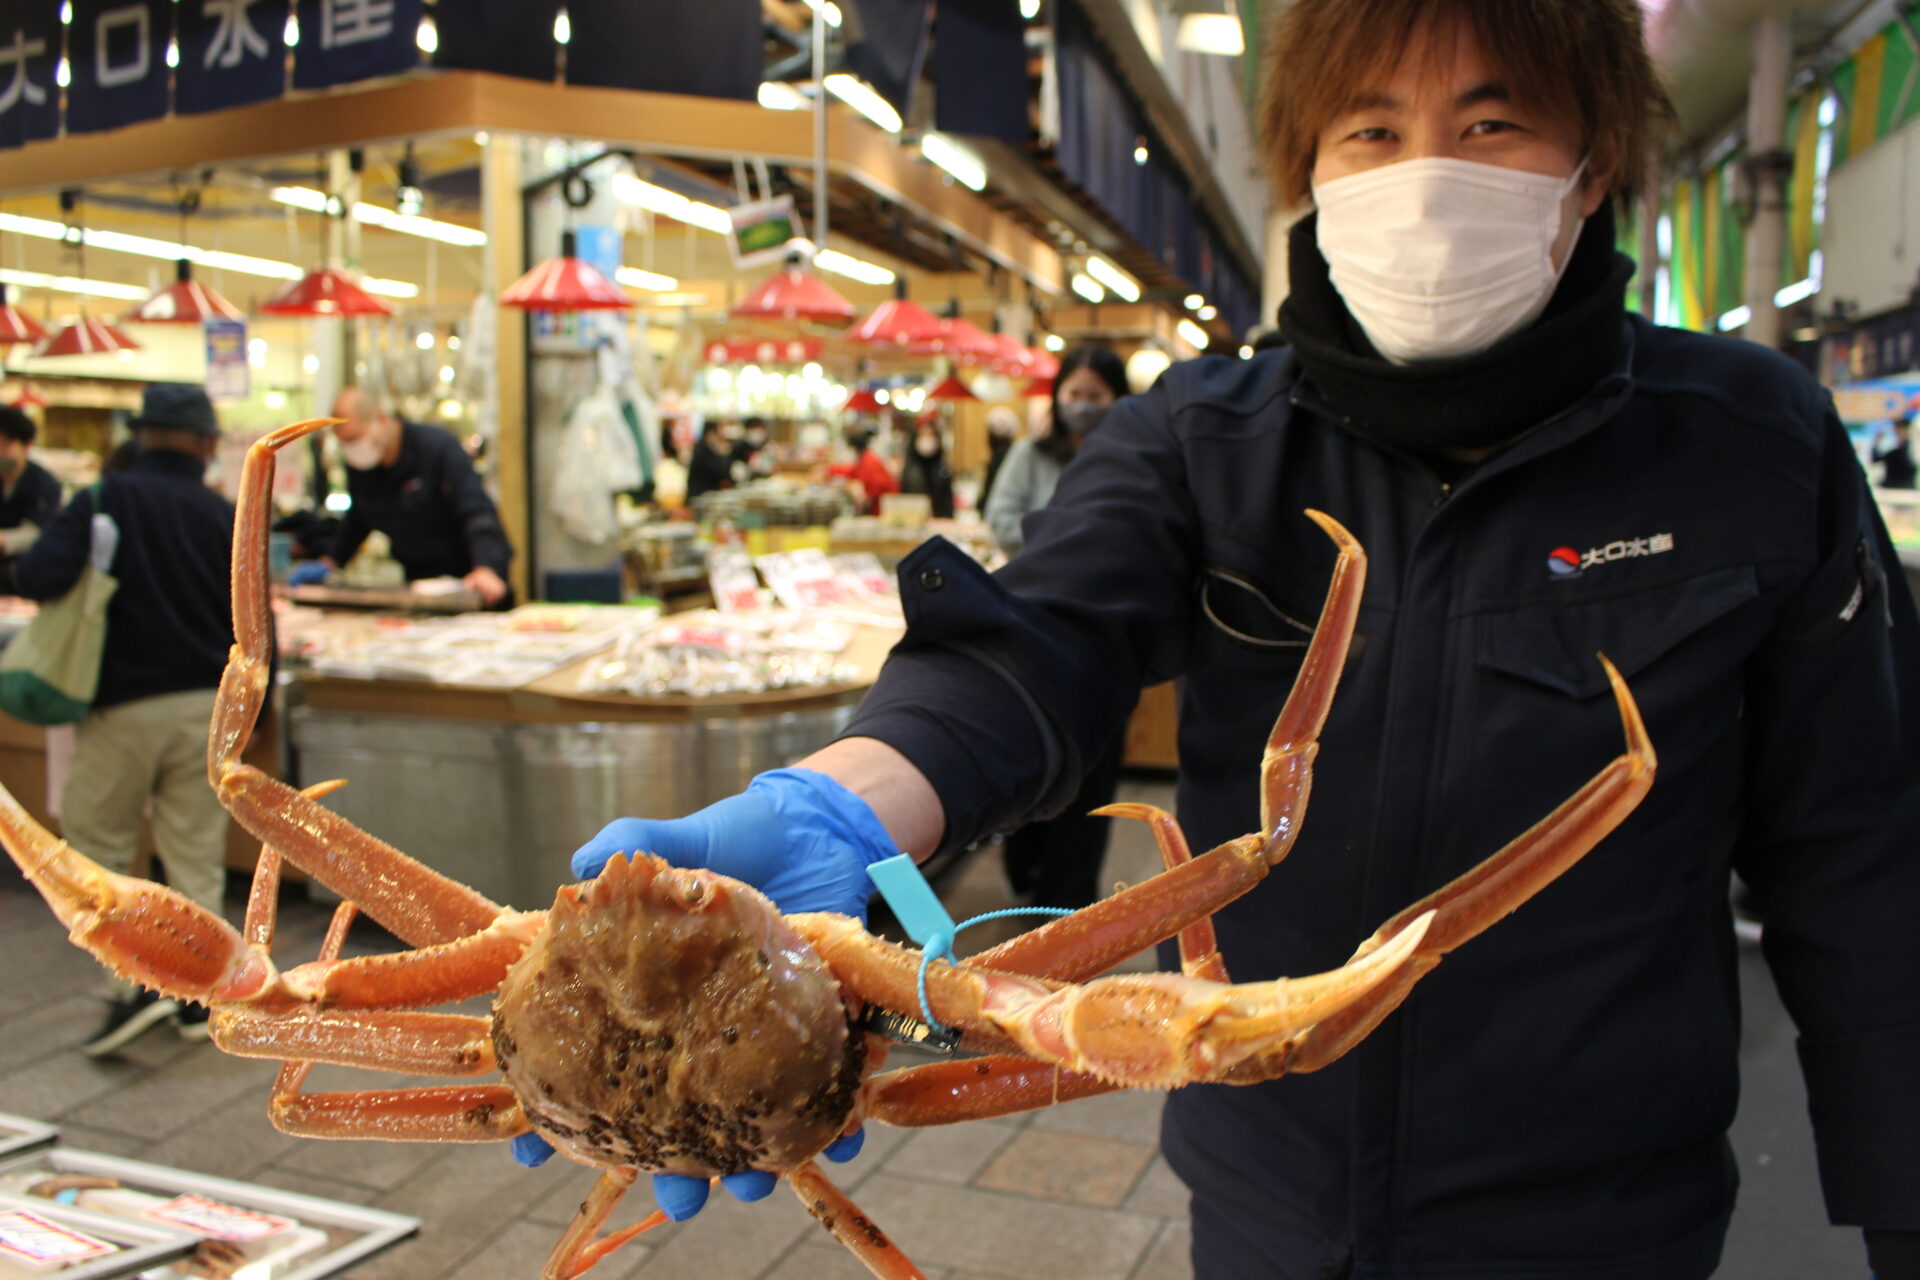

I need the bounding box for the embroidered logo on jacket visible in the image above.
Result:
[1548,533,1676,579]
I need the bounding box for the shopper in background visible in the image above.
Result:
[0,405,63,595]
[529,2,1920,1274]
[983,344,1128,554]
[685,419,737,503]
[730,415,776,482]
[824,420,898,515]
[13,384,240,1055]
[897,417,955,519]
[291,387,512,607]
[978,404,1021,511]
[1874,412,1916,489]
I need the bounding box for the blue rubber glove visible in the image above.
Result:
[514,768,895,1217]
[287,561,331,587]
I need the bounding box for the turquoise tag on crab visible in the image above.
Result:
[866,854,957,954]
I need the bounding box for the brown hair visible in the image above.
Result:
[1257,0,1674,206]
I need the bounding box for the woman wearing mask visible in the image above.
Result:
[539,3,1920,1275]
[984,344,1128,554]
[824,420,898,516]
[897,417,955,519]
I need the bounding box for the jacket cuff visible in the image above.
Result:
[1798,1021,1920,1226]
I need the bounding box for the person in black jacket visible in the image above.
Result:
[297,387,512,606]
[0,405,65,594]
[14,384,240,1056]
[685,419,737,503]
[896,417,955,519]
[527,3,1920,1276]
[1874,413,1917,489]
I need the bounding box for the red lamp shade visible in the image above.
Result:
[501,230,630,312]
[909,316,999,364]
[987,332,1032,374]
[847,297,945,347]
[127,259,244,324]
[0,298,45,346]
[35,316,140,357]
[842,387,884,414]
[732,264,857,324]
[258,267,393,317]
[924,374,977,402]
[4,382,47,409]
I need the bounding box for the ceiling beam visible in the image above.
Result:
[0,71,1067,295]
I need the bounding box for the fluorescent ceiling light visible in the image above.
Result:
[1774,276,1820,307]
[1043,333,1065,351]
[271,188,486,247]
[920,132,986,192]
[611,173,733,234]
[1716,305,1751,332]
[1196,304,1217,321]
[803,0,842,27]
[814,248,895,286]
[553,7,571,44]
[1177,318,1210,349]
[1176,13,1245,56]
[1020,0,1040,16]
[1070,273,1104,304]
[650,292,710,307]
[616,266,679,291]
[824,73,902,134]
[0,267,147,301]
[1085,256,1139,302]
[758,82,809,111]
[1184,293,1204,310]
[416,17,437,53]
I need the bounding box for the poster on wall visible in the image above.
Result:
[204,318,250,403]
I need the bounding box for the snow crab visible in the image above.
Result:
[0,419,1655,1279]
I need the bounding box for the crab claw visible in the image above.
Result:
[0,781,269,1003]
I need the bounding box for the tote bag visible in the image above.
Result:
[0,484,119,725]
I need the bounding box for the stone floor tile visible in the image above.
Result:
[269,1128,447,1193]
[1120,1155,1189,1218]
[626,1179,815,1280]
[1128,1217,1193,1280]
[831,1120,913,1192]
[879,1119,1019,1187]
[1026,1087,1165,1144]
[842,1173,1160,1279]
[246,1167,382,1206]
[77,1044,281,1140]
[448,1217,654,1280]
[762,1238,937,1280]
[0,995,100,1072]
[971,1129,1155,1209]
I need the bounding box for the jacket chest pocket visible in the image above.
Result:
[1475,564,1761,702]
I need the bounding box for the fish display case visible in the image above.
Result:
[0,1148,418,1280]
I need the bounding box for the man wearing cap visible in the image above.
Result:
[14,383,240,1055]
[291,386,512,607]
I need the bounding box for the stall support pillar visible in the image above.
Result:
[483,136,531,605]
[1742,14,1792,351]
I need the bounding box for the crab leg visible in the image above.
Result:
[210,419,501,949]
[864,1057,1117,1128]
[789,1161,927,1280]
[541,1168,672,1280]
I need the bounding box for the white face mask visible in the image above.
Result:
[1312,157,1588,363]
[339,430,387,471]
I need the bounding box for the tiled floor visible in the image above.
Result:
[0,776,1872,1279]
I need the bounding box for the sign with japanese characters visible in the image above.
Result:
[0,7,61,151]
[290,0,419,89]
[66,0,171,134]
[176,0,289,114]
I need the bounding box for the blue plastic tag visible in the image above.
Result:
[866,854,957,950]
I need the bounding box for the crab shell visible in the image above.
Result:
[490,854,866,1177]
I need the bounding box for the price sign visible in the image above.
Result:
[0,1208,118,1266]
[144,1193,293,1242]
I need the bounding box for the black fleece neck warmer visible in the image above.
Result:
[1279,200,1634,454]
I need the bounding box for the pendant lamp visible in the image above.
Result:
[128,259,244,324]
[501,229,630,312]
[842,387,884,414]
[923,373,977,402]
[35,315,140,357]
[910,315,998,364]
[0,285,45,346]
[847,294,945,348]
[987,331,1032,374]
[3,382,47,409]
[259,266,393,317]
[732,255,857,325]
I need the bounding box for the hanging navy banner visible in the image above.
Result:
[841,0,930,122]
[0,1,62,151]
[67,0,171,135]
[290,0,419,90]
[568,0,757,101]
[176,0,289,114]
[933,0,1026,142]
[431,0,557,83]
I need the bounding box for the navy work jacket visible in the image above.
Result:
[328,422,512,582]
[846,316,1920,1279]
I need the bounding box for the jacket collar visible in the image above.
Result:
[132,447,208,481]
